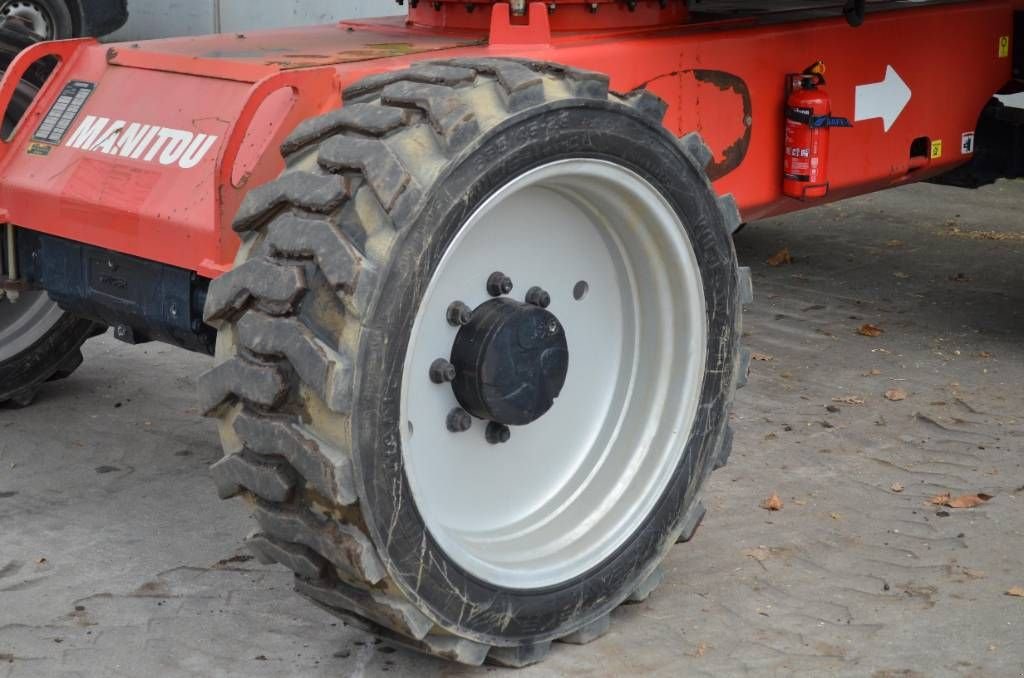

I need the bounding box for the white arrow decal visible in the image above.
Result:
[855,65,911,132]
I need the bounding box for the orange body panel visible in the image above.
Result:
[0,1,1017,276]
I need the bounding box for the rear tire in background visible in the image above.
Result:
[201,59,751,665]
[0,16,101,406]
[0,1,73,39]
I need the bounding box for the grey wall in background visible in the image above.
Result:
[220,0,399,32]
[108,0,401,41]
[107,0,212,40]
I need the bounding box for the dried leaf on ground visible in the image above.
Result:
[761,493,784,511]
[751,352,774,362]
[946,493,992,509]
[945,562,987,582]
[884,388,907,401]
[689,642,709,658]
[929,492,992,509]
[833,395,865,405]
[893,271,910,279]
[1007,587,1024,598]
[830,512,842,520]
[857,323,884,337]
[978,351,992,358]
[890,482,905,493]
[766,248,792,267]
[743,547,771,562]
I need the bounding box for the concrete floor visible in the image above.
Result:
[2,179,1023,677]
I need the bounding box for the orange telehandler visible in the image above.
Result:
[0,0,1020,665]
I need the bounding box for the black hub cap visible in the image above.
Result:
[449,297,569,426]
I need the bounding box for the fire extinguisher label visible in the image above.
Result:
[783,116,822,181]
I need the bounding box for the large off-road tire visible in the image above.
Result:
[200,59,752,666]
[0,18,101,406]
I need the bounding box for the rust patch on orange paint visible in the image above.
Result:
[635,68,752,181]
[692,69,752,181]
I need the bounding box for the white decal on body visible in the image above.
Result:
[65,115,218,169]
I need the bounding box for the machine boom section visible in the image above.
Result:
[0,0,1015,276]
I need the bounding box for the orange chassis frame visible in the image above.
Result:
[0,1,1018,280]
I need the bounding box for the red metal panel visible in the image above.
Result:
[0,1,1015,276]
[336,1,1018,221]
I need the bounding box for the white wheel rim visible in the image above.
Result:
[0,1,53,38]
[0,289,63,362]
[400,159,707,589]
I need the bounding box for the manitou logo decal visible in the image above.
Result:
[65,116,218,169]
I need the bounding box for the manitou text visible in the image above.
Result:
[65,115,218,169]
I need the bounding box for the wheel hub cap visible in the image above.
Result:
[450,297,569,426]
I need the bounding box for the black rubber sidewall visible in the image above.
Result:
[354,101,738,643]
[0,312,95,401]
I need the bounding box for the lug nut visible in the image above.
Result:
[429,358,456,384]
[485,422,511,445]
[486,271,514,297]
[447,408,473,433]
[525,286,551,308]
[446,301,473,326]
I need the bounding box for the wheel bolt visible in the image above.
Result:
[525,286,551,308]
[429,358,456,384]
[447,408,472,433]
[486,271,513,297]
[446,301,473,326]
[485,422,511,445]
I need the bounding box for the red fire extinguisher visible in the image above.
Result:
[783,64,851,200]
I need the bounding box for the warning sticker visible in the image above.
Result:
[961,132,975,155]
[998,36,1010,59]
[33,80,95,145]
[27,142,52,156]
[930,139,943,160]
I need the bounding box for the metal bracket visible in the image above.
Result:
[2,224,19,302]
[0,38,93,151]
[489,2,552,46]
